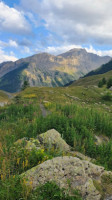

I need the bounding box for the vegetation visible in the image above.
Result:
[107,77,112,88]
[0,85,112,199]
[98,77,106,88]
[102,92,112,101]
[0,90,11,102]
[28,182,82,200]
[21,80,30,91]
[71,70,112,87]
[98,77,112,89]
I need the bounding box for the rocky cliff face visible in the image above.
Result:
[0,48,111,92]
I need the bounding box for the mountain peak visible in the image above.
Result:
[0,48,111,92]
[68,48,86,52]
[58,48,88,58]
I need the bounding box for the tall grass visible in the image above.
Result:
[0,100,112,199]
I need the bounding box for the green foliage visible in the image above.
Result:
[14,95,22,104]
[0,176,23,200]
[13,147,52,174]
[102,92,112,101]
[98,77,106,88]
[107,77,112,88]
[0,96,112,198]
[21,80,30,91]
[28,181,82,200]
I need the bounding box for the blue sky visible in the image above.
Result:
[0,0,112,63]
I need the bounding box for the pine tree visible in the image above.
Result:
[21,80,30,90]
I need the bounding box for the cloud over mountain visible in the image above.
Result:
[20,0,112,45]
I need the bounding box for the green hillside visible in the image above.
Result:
[0,90,10,102]
[71,70,112,87]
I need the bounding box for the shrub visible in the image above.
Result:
[107,77,112,89]
[98,77,106,88]
[102,92,112,101]
[21,80,30,91]
[28,181,82,200]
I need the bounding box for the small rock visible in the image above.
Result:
[37,129,70,152]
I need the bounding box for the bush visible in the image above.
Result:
[102,92,112,101]
[107,77,112,89]
[98,77,106,88]
[21,80,30,91]
[28,181,82,200]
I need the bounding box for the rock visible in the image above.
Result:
[37,129,70,152]
[0,102,7,107]
[83,160,104,180]
[15,129,112,199]
[14,137,41,151]
[70,151,92,162]
[109,86,112,91]
[22,156,101,200]
[94,135,109,145]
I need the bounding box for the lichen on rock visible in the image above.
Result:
[22,156,101,200]
[37,129,70,152]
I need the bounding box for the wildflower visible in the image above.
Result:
[23,104,27,107]
[17,158,21,165]
[25,159,28,167]
[1,174,3,180]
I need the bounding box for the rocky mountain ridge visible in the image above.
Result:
[0,48,111,92]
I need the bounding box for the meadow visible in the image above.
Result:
[0,86,112,199]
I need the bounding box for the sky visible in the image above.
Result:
[0,0,112,63]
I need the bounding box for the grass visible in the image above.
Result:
[0,90,11,102]
[18,86,112,110]
[0,85,112,199]
[71,70,112,87]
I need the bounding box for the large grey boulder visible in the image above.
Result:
[22,156,102,200]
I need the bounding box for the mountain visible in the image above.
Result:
[70,59,112,87]
[85,59,112,77]
[0,48,111,92]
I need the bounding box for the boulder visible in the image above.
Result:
[37,129,70,152]
[22,156,101,200]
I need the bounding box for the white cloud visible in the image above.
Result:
[21,46,31,54]
[0,1,31,34]
[85,46,112,57]
[41,44,82,55]
[20,0,112,45]
[0,48,17,63]
[0,40,18,48]
[35,44,112,57]
[9,40,18,48]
